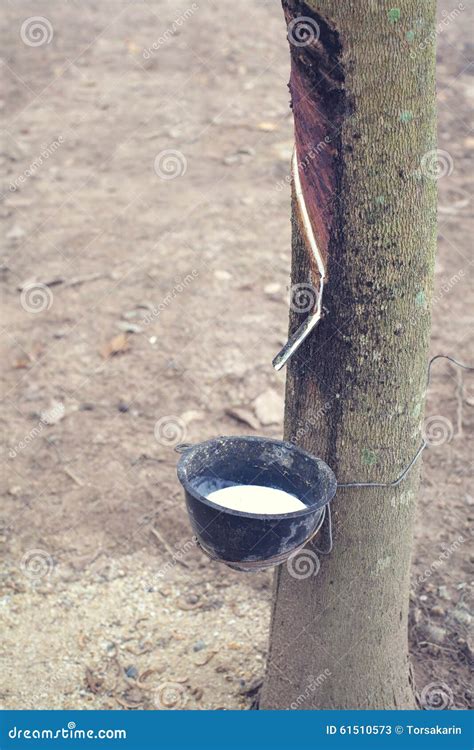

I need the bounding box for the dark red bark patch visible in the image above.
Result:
[283,1,346,266]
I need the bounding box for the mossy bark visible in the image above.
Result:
[261,0,437,709]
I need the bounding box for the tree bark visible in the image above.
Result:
[261,0,437,709]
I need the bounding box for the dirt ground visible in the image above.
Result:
[1,0,472,711]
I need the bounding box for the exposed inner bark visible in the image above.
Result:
[283,0,346,275]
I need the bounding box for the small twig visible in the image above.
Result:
[18,273,105,291]
[150,526,190,568]
[63,467,84,486]
[64,272,106,288]
[17,276,64,290]
[114,695,143,709]
[416,641,460,655]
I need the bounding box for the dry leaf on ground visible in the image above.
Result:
[101,333,130,359]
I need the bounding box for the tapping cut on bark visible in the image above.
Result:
[284,0,345,263]
[273,1,347,369]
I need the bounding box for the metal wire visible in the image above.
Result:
[337,354,473,489]
[311,503,333,554]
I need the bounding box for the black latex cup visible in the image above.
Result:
[176,435,337,571]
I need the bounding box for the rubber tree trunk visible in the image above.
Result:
[261,0,437,710]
